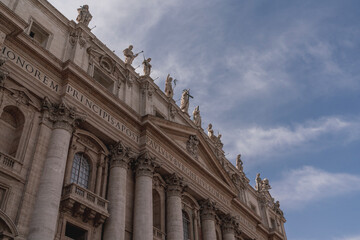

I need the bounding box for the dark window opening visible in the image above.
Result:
[65,223,87,240]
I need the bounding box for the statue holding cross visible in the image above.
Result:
[180,89,193,114]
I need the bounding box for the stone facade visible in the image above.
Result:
[0,1,286,240]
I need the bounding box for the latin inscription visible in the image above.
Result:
[147,136,229,205]
[66,84,140,143]
[2,46,59,92]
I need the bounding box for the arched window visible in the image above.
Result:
[70,153,90,189]
[0,106,25,157]
[183,211,190,240]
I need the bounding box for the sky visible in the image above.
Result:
[48,1,360,239]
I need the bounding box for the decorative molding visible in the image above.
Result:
[186,135,199,159]
[200,199,217,221]
[220,214,239,234]
[165,173,186,197]
[41,97,86,133]
[109,140,134,169]
[133,151,159,178]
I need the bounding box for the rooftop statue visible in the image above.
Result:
[255,173,261,191]
[142,58,152,76]
[76,5,92,26]
[193,106,201,127]
[236,154,243,172]
[207,123,216,140]
[123,45,141,65]
[180,89,190,114]
[261,178,271,191]
[165,74,174,98]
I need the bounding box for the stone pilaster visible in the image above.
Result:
[132,152,158,240]
[165,173,186,240]
[221,214,238,240]
[200,199,217,240]
[103,141,134,240]
[28,98,85,240]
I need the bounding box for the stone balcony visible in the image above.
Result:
[60,183,109,227]
[0,151,22,178]
[153,227,165,240]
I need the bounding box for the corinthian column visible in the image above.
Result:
[28,98,85,240]
[221,214,238,240]
[132,152,158,240]
[103,141,134,240]
[165,173,186,240]
[200,199,217,240]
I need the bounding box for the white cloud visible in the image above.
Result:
[271,166,360,210]
[224,116,360,163]
[334,235,360,240]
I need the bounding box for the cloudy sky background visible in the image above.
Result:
[48,0,360,239]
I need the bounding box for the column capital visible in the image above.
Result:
[165,173,186,197]
[133,151,159,178]
[109,141,134,169]
[42,97,86,133]
[220,214,239,234]
[200,199,217,221]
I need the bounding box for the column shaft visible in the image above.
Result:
[200,199,217,240]
[166,173,185,240]
[103,166,127,240]
[28,128,72,240]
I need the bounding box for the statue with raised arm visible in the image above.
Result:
[142,58,152,76]
[165,74,174,98]
[180,89,190,114]
[236,154,243,172]
[123,45,141,65]
[193,106,201,127]
[76,5,92,26]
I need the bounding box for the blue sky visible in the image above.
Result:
[49,1,360,239]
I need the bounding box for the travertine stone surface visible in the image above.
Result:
[166,173,185,240]
[132,152,158,240]
[104,141,133,240]
[27,127,72,240]
[200,199,217,240]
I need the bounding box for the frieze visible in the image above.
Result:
[146,136,229,205]
[2,46,60,92]
[65,84,140,143]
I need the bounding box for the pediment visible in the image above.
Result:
[147,116,236,189]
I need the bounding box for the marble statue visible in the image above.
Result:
[208,123,215,140]
[165,74,174,98]
[193,106,201,127]
[142,58,152,76]
[236,154,243,171]
[261,178,271,191]
[76,5,92,26]
[255,173,261,191]
[123,45,140,65]
[180,89,190,114]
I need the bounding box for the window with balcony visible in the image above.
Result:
[70,153,90,189]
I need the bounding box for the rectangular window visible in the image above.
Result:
[65,222,87,240]
[28,21,49,48]
[93,67,114,92]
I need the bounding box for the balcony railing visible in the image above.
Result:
[0,151,22,175]
[61,183,109,226]
[153,227,165,240]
